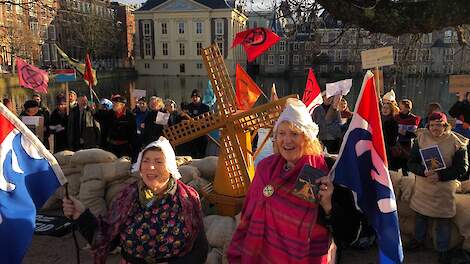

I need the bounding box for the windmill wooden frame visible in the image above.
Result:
[164,44,295,215]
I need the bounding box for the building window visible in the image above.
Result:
[30,22,39,35]
[321,33,328,43]
[196,22,202,34]
[347,65,355,73]
[293,43,299,51]
[279,41,285,52]
[144,63,150,69]
[268,55,274,65]
[444,30,453,44]
[342,49,349,60]
[163,63,168,69]
[305,42,312,51]
[216,20,223,35]
[196,63,203,69]
[144,22,150,36]
[42,44,50,61]
[444,48,454,61]
[334,65,342,72]
[279,55,285,65]
[144,41,151,56]
[50,46,57,61]
[293,55,299,65]
[305,55,311,65]
[179,43,185,56]
[178,22,185,34]
[162,42,168,56]
[161,23,167,34]
[180,63,185,73]
[320,65,328,73]
[48,25,56,40]
[196,42,203,56]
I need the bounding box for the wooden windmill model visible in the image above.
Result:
[164,44,295,216]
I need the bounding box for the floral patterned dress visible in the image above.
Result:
[119,184,191,263]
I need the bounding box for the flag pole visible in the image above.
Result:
[65,82,69,115]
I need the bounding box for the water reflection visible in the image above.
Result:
[3,74,454,118]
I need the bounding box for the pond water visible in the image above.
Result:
[2,73,456,118]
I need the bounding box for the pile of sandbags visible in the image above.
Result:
[391,170,465,250]
[191,156,218,182]
[204,215,236,264]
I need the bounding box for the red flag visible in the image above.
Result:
[235,64,262,110]
[302,68,323,114]
[232,27,281,62]
[16,57,49,94]
[83,54,94,87]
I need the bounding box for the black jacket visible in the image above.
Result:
[143,110,165,145]
[67,106,101,150]
[49,109,68,152]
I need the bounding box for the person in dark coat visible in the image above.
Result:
[20,99,50,148]
[186,89,210,158]
[381,102,399,171]
[49,95,69,152]
[133,97,148,152]
[67,95,101,151]
[143,96,166,146]
[106,95,136,158]
[394,99,420,175]
[94,98,113,150]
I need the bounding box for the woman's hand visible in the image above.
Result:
[62,196,86,220]
[316,176,334,215]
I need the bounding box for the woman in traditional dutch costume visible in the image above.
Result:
[63,137,208,264]
[227,98,361,264]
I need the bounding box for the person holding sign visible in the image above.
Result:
[227,99,361,263]
[407,112,468,262]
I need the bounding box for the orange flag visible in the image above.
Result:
[235,64,262,110]
[270,83,278,101]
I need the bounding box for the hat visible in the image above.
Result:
[274,98,319,140]
[132,137,182,180]
[138,97,146,102]
[383,89,396,102]
[56,96,66,104]
[23,99,39,109]
[191,89,201,98]
[100,98,113,110]
[69,90,77,96]
[429,112,448,124]
[111,94,127,104]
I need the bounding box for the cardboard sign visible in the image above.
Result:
[22,116,44,141]
[325,79,352,98]
[133,89,146,99]
[449,75,470,93]
[361,46,394,69]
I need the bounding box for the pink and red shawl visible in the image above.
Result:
[227,154,331,264]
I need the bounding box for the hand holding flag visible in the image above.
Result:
[232,27,281,62]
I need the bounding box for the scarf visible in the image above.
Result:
[91,180,203,264]
[227,154,330,264]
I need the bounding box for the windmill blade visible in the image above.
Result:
[202,43,237,117]
[213,126,251,197]
[164,110,225,146]
[233,95,297,132]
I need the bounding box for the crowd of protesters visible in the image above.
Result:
[4,88,210,162]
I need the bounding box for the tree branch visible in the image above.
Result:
[316,0,470,36]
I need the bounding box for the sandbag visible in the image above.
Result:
[79,179,106,216]
[205,248,222,264]
[176,156,192,167]
[70,149,117,165]
[204,215,221,232]
[460,180,470,193]
[205,215,235,248]
[61,165,82,176]
[54,150,75,165]
[400,174,416,202]
[187,176,210,192]
[389,170,402,199]
[82,158,131,183]
[191,156,218,181]
[67,172,82,197]
[178,165,201,184]
[453,194,470,250]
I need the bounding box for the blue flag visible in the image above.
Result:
[0,104,65,263]
[203,80,216,107]
[331,71,404,264]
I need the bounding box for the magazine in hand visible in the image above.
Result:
[419,145,446,171]
[292,164,325,203]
